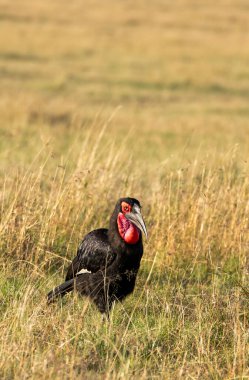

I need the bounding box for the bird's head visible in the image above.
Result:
[116,197,147,244]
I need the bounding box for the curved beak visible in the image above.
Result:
[125,204,148,239]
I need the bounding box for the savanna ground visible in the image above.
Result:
[0,0,249,378]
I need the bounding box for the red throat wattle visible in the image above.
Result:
[117,213,140,244]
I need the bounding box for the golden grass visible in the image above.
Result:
[0,0,249,378]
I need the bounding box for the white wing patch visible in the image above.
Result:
[76,268,92,275]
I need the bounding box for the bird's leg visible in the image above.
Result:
[101,298,112,323]
[101,312,110,323]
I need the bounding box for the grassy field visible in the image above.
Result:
[0,0,249,378]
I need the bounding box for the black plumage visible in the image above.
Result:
[47,197,147,315]
[65,229,115,280]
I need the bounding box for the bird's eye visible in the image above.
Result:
[121,201,131,213]
[121,202,131,214]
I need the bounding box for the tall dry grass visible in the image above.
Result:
[0,123,248,379]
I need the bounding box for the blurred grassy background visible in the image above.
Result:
[0,0,249,379]
[1,0,249,167]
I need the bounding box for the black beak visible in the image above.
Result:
[125,204,148,239]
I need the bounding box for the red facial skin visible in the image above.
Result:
[117,202,140,244]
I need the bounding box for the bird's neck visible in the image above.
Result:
[117,213,140,244]
[107,211,143,264]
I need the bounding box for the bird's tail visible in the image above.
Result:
[47,278,75,304]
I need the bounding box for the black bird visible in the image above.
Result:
[47,197,147,315]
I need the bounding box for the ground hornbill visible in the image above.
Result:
[47,197,147,315]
